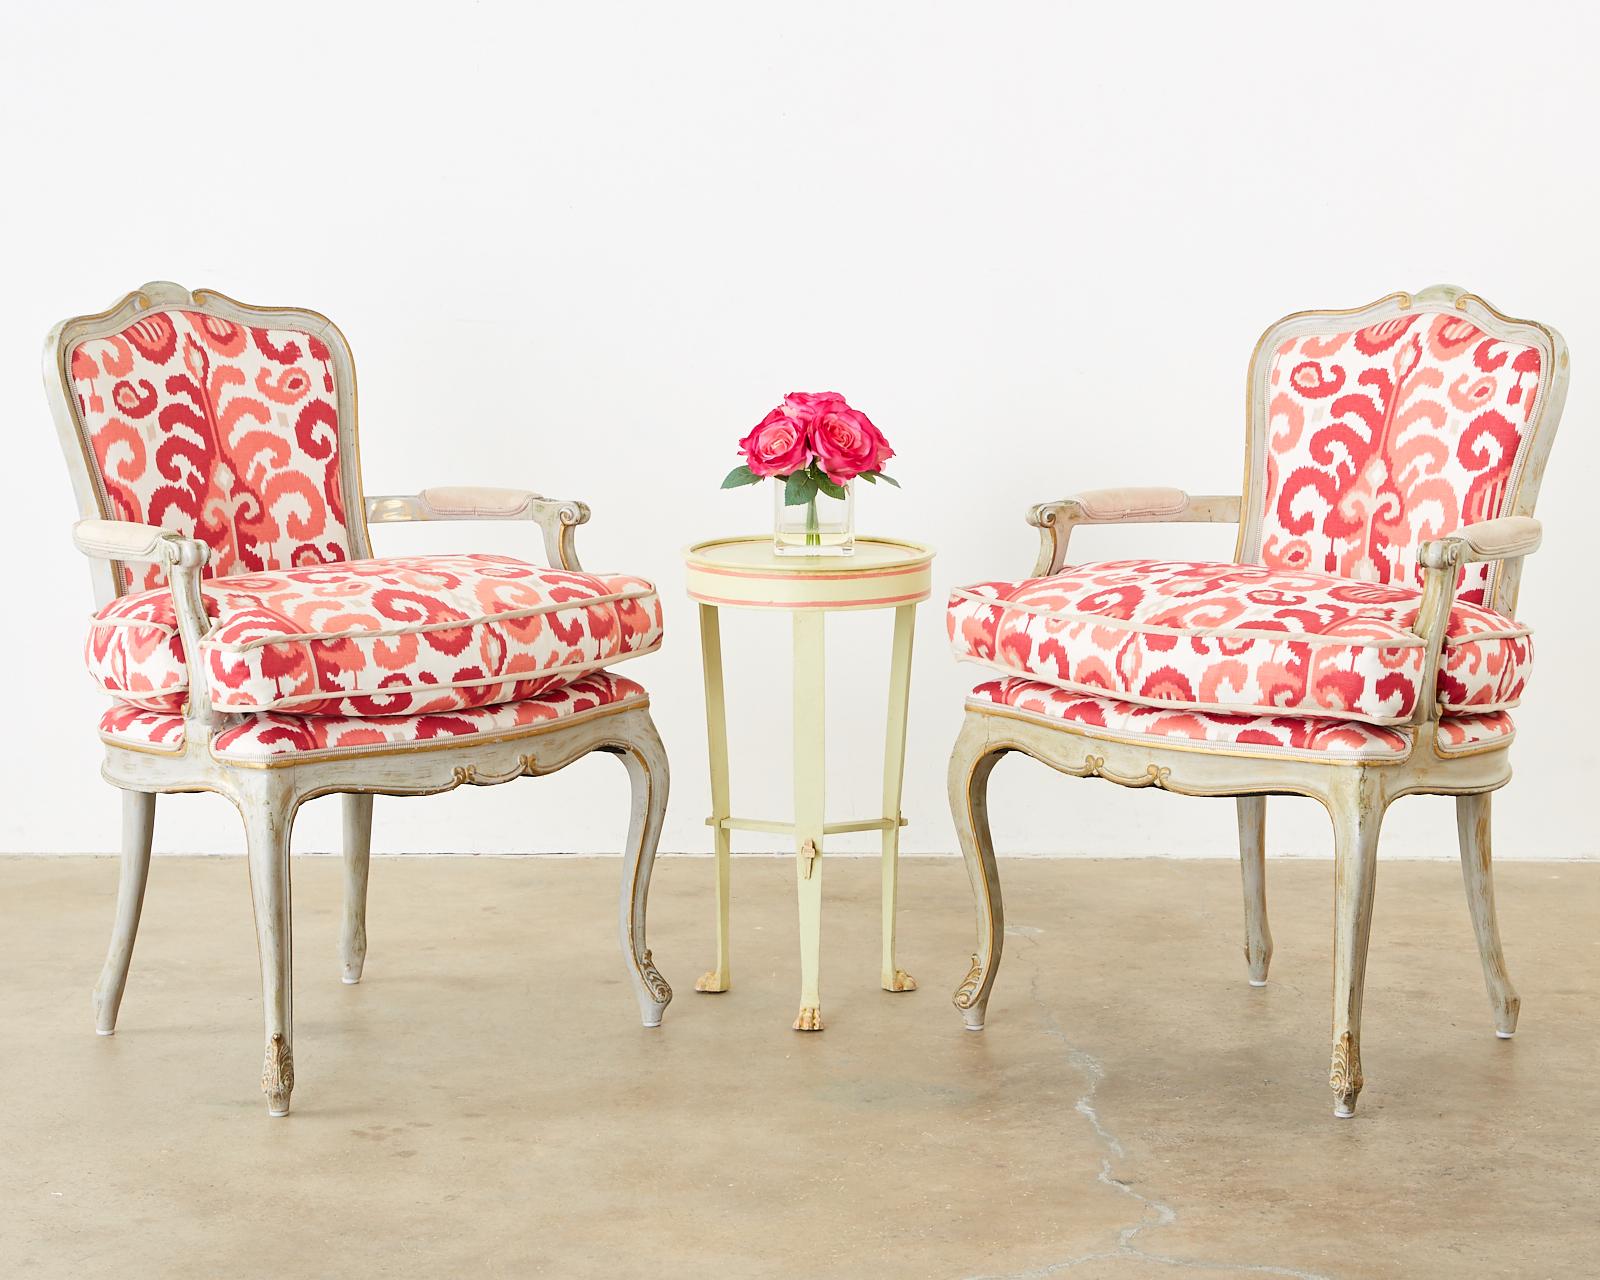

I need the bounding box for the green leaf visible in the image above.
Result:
[875,471,901,488]
[721,464,762,489]
[813,470,848,500]
[784,469,817,506]
[859,471,878,484]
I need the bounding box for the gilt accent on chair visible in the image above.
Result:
[45,281,674,1116]
[945,285,1567,1117]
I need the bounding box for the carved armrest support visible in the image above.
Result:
[1410,517,1543,724]
[73,520,220,734]
[365,486,592,571]
[1026,489,1242,577]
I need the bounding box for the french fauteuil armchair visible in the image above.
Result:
[945,285,1567,1116]
[46,282,673,1115]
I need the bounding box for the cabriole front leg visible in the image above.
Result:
[240,778,298,1117]
[949,714,1004,1030]
[1328,769,1386,1118]
[93,789,156,1035]
[617,719,673,1027]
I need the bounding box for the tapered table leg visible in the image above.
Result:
[793,610,826,1031]
[881,604,917,993]
[696,604,733,994]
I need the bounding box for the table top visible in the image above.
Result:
[683,535,935,611]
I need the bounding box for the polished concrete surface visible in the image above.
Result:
[1,851,1594,1279]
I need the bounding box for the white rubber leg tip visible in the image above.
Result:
[1333,1105,1355,1119]
[642,1017,663,1029]
[963,1023,985,1033]
[1248,978,1269,988]
[268,1108,290,1118]
[1495,1030,1515,1039]
[341,975,361,985]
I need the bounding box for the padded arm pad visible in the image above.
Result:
[73,518,208,566]
[1070,487,1190,521]
[1419,516,1542,567]
[417,486,537,518]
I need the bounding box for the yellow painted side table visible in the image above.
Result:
[684,535,936,1031]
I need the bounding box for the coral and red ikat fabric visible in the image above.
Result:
[967,677,1514,760]
[99,671,647,761]
[69,309,350,591]
[948,560,1528,726]
[88,555,662,716]
[1257,311,1541,604]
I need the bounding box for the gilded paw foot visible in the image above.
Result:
[883,969,918,992]
[695,971,729,993]
[792,1004,823,1032]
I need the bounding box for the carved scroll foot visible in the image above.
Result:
[637,949,672,1028]
[1330,1031,1363,1118]
[262,1033,295,1117]
[953,954,988,1030]
[695,970,729,993]
[792,1004,823,1032]
[883,969,917,993]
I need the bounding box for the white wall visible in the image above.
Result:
[1,1,1595,860]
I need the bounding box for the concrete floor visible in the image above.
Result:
[0,852,1594,1279]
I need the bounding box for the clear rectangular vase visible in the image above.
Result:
[774,481,854,556]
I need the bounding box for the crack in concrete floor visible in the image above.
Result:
[965,933,1333,1280]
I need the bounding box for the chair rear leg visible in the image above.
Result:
[340,794,373,984]
[1456,792,1520,1038]
[1236,795,1273,986]
[93,789,156,1035]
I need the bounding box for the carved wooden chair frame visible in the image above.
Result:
[44,281,672,1116]
[947,285,1568,1116]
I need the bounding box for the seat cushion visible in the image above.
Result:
[969,677,1515,761]
[100,671,648,762]
[949,560,1529,726]
[88,554,662,716]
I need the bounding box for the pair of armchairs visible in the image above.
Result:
[944,285,1565,1116]
[49,282,1563,1120]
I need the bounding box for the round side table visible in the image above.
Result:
[683,535,936,1031]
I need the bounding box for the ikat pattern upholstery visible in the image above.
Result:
[69,309,350,592]
[98,671,648,761]
[948,560,1529,725]
[1258,311,1541,604]
[88,554,662,716]
[968,677,1515,761]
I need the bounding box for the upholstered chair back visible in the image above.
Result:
[46,284,370,603]
[1237,287,1566,612]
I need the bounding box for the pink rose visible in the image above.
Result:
[783,391,846,418]
[739,407,812,476]
[811,405,893,483]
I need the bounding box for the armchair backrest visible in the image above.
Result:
[1237,285,1568,613]
[44,282,372,606]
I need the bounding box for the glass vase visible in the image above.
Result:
[773,479,854,556]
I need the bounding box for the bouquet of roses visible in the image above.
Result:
[722,392,898,504]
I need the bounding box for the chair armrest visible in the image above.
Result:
[1027,489,1242,576]
[1409,517,1543,725]
[73,518,209,568]
[72,520,220,734]
[365,487,592,571]
[1418,516,1542,568]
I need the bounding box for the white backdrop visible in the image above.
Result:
[1,2,1595,860]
